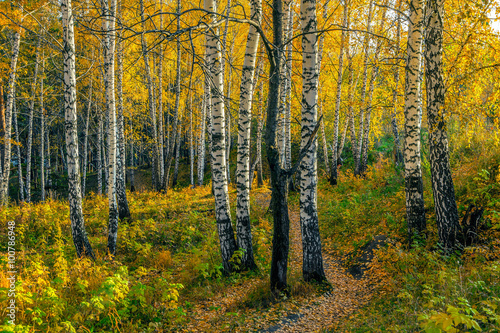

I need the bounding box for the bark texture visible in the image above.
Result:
[235,0,262,271]
[116,3,130,220]
[0,25,22,206]
[330,0,348,185]
[61,0,95,258]
[102,0,119,255]
[425,0,459,252]
[205,0,237,274]
[299,0,326,283]
[404,0,427,239]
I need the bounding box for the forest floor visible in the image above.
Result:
[178,191,374,333]
[2,137,500,332]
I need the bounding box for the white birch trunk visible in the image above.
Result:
[13,101,24,202]
[116,1,130,220]
[102,0,119,255]
[354,0,374,175]
[26,38,41,203]
[140,0,159,190]
[404,0,427,238]
[391,0,404,167]
[198,84,207,186]
[40,55,46,201]
[0,25,21,206]
[299,0,326,282]
[425,0,459,251]
[61,0,95,258]
[330,0,348,185]
[360,1,389,175]
[98,112,103,195]
[82,76,92,196]
[235,0,261,270]
[205,0,237,274]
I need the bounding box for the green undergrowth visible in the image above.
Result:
[0,185,276,332]
[322,137,500,332]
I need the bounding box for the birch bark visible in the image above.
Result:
[330,0,348,185]
[61,0,95,258]
[0,23,21,206]
[235,0,262,271]
[116,1,130,220]
[299,0,326,282]
[425,0,459,252]
[26,38,41,203]
[205,0,237,274]
[404,0,427,239]
[102,0,119,255]
[140,0,160,190]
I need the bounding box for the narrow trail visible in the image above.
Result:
[179,191,374,332]
[263,195,374,332]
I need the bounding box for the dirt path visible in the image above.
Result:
[178,191,374,332]
[259,193,374,333]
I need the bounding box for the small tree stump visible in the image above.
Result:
[459,204,485,247]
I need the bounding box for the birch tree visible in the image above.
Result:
[40,54,46,201]
[404,0,427,240]
[139,0,160,191]
[101,0,119,255]
[164,0,181,191]
[26,38,41,203]
[0,22,22,206]
[205,0,237,274]
[13,100,24,202]
[61,0,95,258]
[391,0,404,167]
[359,1,389,175]
[235,0,262,271]
[116,1,130,220]
[82,75,93,196]
[354,0,374,176]
[197,82,208,186]
[330,0,348,186]
[424,0,459,252]
[299,0,326,282]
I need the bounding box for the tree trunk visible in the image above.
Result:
[158,0,165,187]
[164,0,182,191]
[0,24,21,206]
[198,84,207,186]
[205,0,237,274]
[267,0,292,294]
[40,54,46,201]
[139,0,159,191]
[82,74,93,197]
[425,0,459,252]
[299,0,326,283]
[391,0,404,168]
[102,0,119,255]
[0,85,5,176]
[330,0,348,186]
[404,0,427,240]
[116,1,130,220]
[256,73,264,188]
[26,38,41,203]
[221,0,232,184]
[236,0,261,271]
[129,118,136,192]
[46,125,51,191]
[13,100,24,202]
[61,0,95,258]
[317,1,329,176]
[359,1,389,175]
[172,116,181,188]
[98,112,103,195]
[354,0,374,176]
